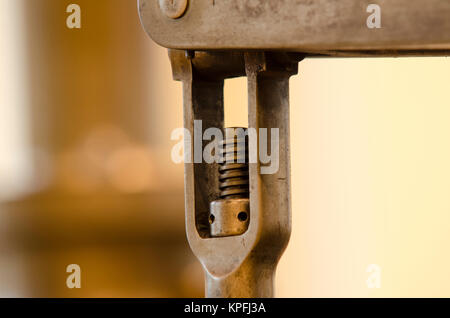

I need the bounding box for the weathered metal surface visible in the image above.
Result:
[210,127,251,237]
[139,0,450,56]
[158,0,189,19]
[210,199,250,237]
[169,50,299,297]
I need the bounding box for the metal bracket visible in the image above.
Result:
[169,50,301,297]
[140,0,450,56]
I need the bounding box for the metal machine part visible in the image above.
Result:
[167,50,299,297]
[157,0,188,19]
[138,0,450,297]
[210,127,250,238]
[140,0,450,56]
[210,199,249,237]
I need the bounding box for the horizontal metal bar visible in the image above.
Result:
[139,0,450,56]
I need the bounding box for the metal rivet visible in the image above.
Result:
[159,0,188,19]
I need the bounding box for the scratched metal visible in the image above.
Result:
[139,0,450,56]
[167,50,299,297]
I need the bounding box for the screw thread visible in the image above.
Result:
[219,128,249,199]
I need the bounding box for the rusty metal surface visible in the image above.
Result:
[169,50,300,297]
[140,0,450,56]
[210,199,250,237]
[210,127,251,238]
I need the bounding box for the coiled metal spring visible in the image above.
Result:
[219,127,249,199]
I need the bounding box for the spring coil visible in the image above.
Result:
[219,128,249,199]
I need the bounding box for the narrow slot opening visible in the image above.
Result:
[224,77,248,128]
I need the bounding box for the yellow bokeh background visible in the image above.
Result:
[281,57,450,297]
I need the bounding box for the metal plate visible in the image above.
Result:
[139,0,450,56]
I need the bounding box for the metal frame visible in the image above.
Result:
[140,0,450,56]
[169,51,300,297]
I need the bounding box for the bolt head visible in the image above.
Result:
[159,0,188,19]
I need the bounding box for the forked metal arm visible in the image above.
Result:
[169,50,300,297]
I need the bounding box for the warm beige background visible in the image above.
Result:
[1,0,450,297]
[279,57,450,297]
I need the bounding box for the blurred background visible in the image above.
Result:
[1,0,450,297]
